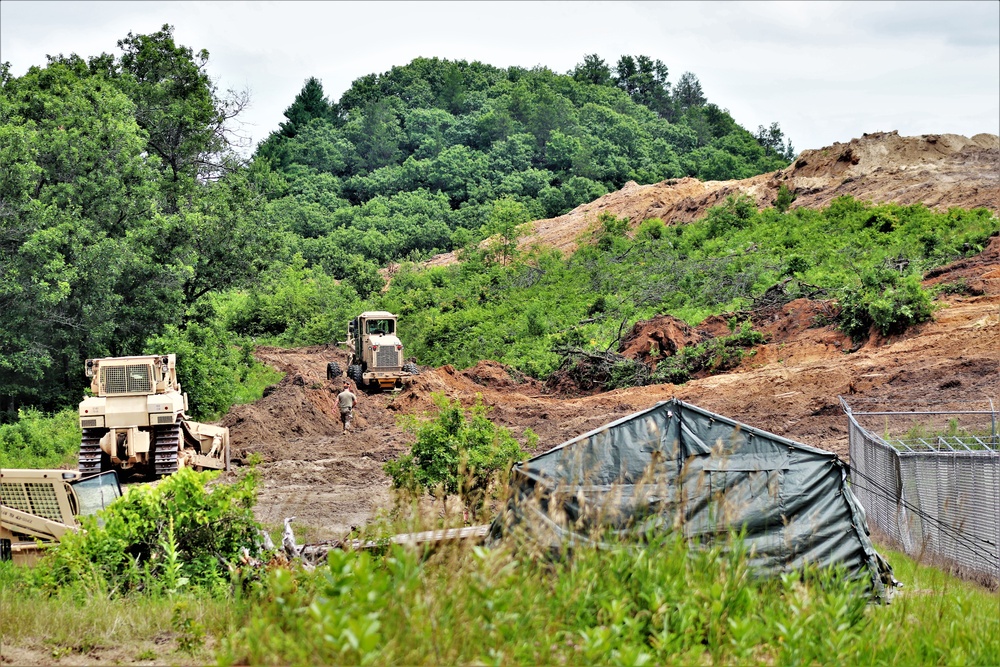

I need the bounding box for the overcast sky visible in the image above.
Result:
[2,1,998,155]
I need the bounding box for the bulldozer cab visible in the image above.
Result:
[86,354,179,397]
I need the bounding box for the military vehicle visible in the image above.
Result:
[327,311,419,391]
[0,468,121,564]
[78,354,230,478]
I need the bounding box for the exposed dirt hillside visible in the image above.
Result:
[229,233,999,537]
[424,132,999,267]
[226,131,999,539]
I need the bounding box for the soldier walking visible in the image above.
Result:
[337,381,357,434]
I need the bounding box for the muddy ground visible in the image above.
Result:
[228,233,1000,539]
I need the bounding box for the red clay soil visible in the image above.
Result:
[619,314,707,366]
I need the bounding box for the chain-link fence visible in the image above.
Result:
[842,398,999,582]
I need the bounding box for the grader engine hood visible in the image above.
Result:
[368,334,403,369]
[370,333,402,347]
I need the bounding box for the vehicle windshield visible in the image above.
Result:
[366,319,395,335]
[70,472,122,516]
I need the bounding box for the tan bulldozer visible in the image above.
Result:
[78,354,230,478]
[0,468,121,565]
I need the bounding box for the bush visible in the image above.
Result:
[773,183,796,213]
[384,394,530,514]
[596,211,630,250]
[837,271,934,340]
[0,408,81,468]
[706,194,757,238]
[637,218,666,240]
[33,467,261,597]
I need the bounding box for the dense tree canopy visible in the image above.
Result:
[0,28,277,415]
[257,55,795,271]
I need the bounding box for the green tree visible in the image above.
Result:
[0,59,166,412]
[162,160,284,305]
[674,71,706,110]
[481,197,531,266]
[279,76,331,138]
[351,99,404,173]
[756,122,795,160]
[614,54,672,118]
[110,24,249,209]
[572,54,613,86]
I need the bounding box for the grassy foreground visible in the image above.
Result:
[2,537,996,666]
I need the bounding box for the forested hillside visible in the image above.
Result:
[0,26,795,418]
[257,54,793,274]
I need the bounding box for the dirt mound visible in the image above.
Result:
[619,314,706,367]
[222,373,343,460]
[459,360,545,393]
[222,346,413,539]
[423,132,999,268]
[616,298,850,372]
[923,232,1000,295]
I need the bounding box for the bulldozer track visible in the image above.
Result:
[78,428,106,476]
[152,422,182,477]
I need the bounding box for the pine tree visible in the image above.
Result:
[279,77,331,138]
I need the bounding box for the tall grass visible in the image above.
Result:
[3,498,996,665]
[0,562,239,663]
[218,534,1000,666]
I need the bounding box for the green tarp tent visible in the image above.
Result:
[494,399,893,598]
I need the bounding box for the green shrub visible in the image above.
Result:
[706,194,757,238]
[219,257,365,345]
[637,218,666,240]
[524,304,547,337]
[33,467,261,597]
[605,357,652,390]
[596,211,630,250]
[0,408,81,468]
[384,394,529,514]
[774,183,797,213]
[837,271,934,340]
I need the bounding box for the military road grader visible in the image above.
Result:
[326,311,419,391]
[78,354,230,478]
